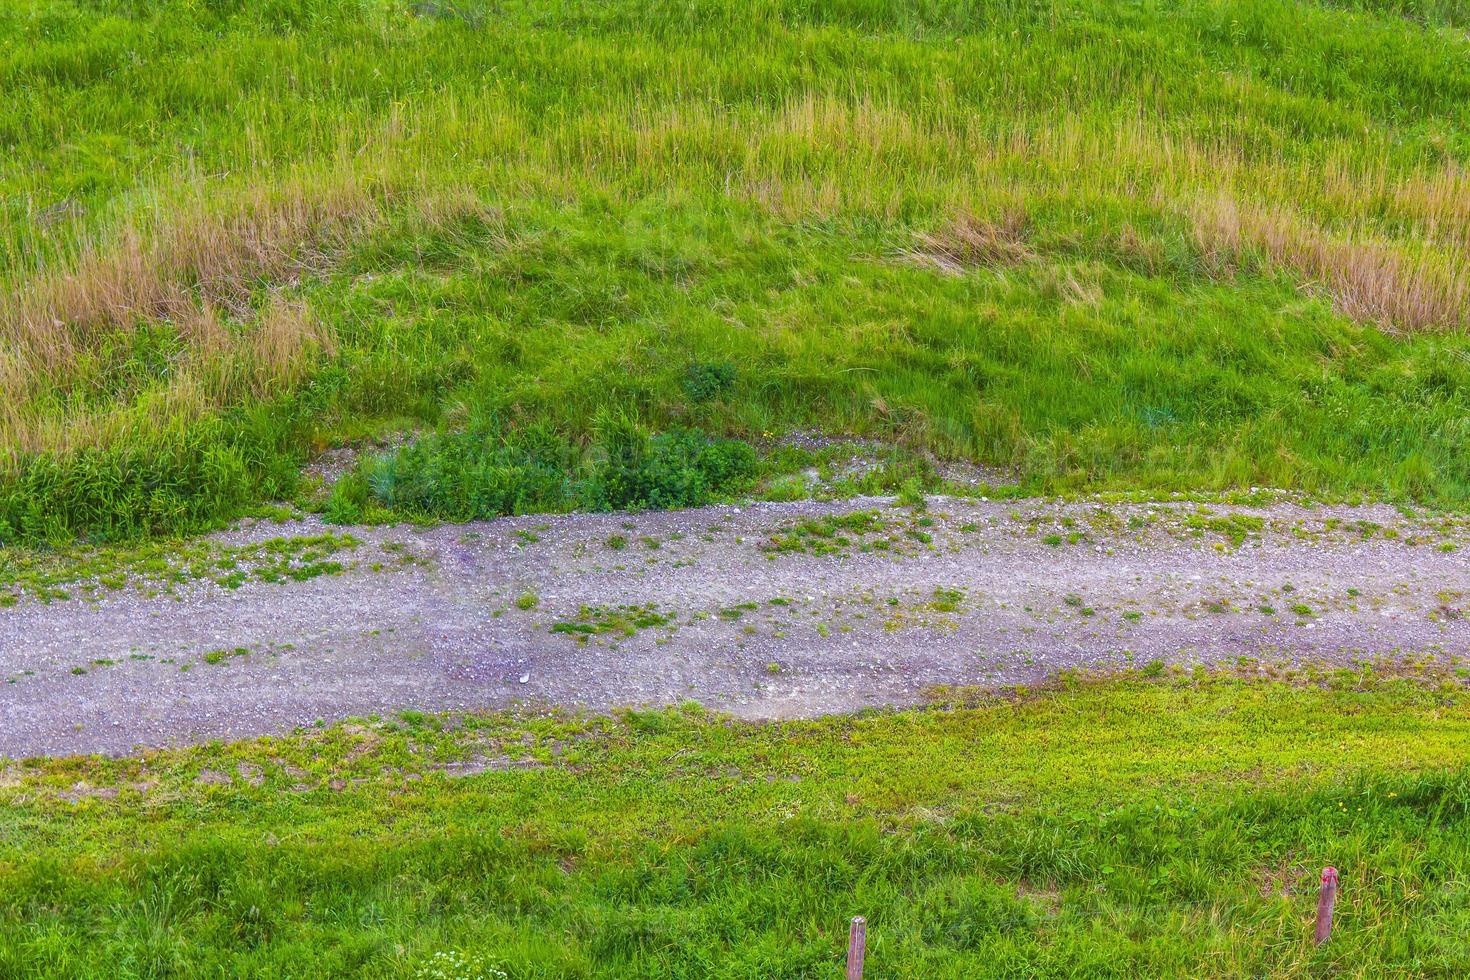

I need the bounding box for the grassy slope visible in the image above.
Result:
[3,0,1470,540]
[1,674,1468,976]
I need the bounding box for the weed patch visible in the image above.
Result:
[326,417,757,524]
[550,604,676,642]
[761,510,889,557]
[0,532,358,604]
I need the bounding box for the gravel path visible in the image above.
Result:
[4,495,1470,758]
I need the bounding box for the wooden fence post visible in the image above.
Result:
[1314,867,1338,945]
[845,915,866,979]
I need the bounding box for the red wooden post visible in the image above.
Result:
[1314,867,1338,945]
[846,915,866,979]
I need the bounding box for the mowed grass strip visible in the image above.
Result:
[2,673,1468,976]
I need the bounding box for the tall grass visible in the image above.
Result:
[3,0,1470,540]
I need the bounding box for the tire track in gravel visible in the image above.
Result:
[4,495,1470,757]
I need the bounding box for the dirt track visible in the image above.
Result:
[4,495,1469,758]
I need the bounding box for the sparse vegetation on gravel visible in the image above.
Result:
[0,531,359,605]
[761,510,890,557]
[550,603,676,642]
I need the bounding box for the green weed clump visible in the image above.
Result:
[325,420,577,524]
[581,415,758,512]
[762,510,892,556]
[550,603,675,640]
[0,410,307,546]
[679,360,737,403]
[326,416,756,523]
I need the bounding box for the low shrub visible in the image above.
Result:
[325,413,757,523]
[580,412,756,512]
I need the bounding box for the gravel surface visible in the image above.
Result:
[4,495,1470,758]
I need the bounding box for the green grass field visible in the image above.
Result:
[6,3,1470,975]
[3,0,1470,541]
[2,672,1468,976]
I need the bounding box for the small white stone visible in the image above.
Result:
[518,673,530,684]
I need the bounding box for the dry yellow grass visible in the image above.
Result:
[0,168,494,459]
[0,296,334,458]
[0,175,378,458]
[1190,194,1470,334]
[1,176,380,373]
[910,208,1034,274]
